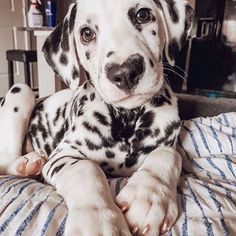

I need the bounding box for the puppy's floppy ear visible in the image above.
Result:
[154,0,194,66]
[42,3,80,90]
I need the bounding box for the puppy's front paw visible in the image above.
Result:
[65,204,131,236]
[116,171,178,236]
[16,151,46,176]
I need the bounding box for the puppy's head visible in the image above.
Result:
[43,0,193,109]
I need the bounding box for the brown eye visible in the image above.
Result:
[81,27,96,43]
[136,8,151,24]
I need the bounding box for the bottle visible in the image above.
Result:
[27,0,43,27]
[45,0,57,27]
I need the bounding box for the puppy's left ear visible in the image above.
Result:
[42,3,80,90]
[154,0,194,66]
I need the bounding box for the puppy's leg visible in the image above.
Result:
[0,84,44,176]
[116,147,182,236]
[42,156,131,236]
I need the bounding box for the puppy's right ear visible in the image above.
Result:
[42,3,80,90]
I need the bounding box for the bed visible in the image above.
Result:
[0,94,236,236]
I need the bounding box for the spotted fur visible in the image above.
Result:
[0,1,193,235]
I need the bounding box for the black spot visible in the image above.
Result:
[95,25,99,31]
[44,144,51,156]
[77,108,84,117]
[165,120,180,137]
[83,121,102,136]
[119,144,129,152]
[168,40,179,62]
[64,119,69,130]
[119,163,124,169]
[0,98,5,107]
[60,53,68,65]
[79,95,88,107]
[102,137,116,148]
[152,30,156,35]
[11,87,21,94]
[94,111,109,126]
[45,113,53,137]
[149,58,154,68]
[107,51,114,58]
[105,150,115,159]
[46,156,69,175]
[140,111,155,128]
[72,125,76,132]
[34,138,41,149]
[132,138,140,150]
[85,51,90,60]
[142,145,156,154]
[154,128,160,136]
[90,93,95,101]
[53,108,61,125]
[84,70,92,84]
[125,152,139,168]
[135,129,151,140]
[61,19,70,51]
[70,145,77,149]
[151,94,171,107]
[128,8,142,31]
[165,138,175,146]
[51,163,66,177]
[38,122,49,141]
[62,104,67,119]
[37,102,44,111]
[109,106,137,142]
[75,140,82,146]
[29,124,38,137]
[85,139,101,151]
[30,99,45,121]
[69,4,77,33]
[53,126,66,148]
[72,66,79,80]
[83,83,87,89]
[14,107,19,112]
[165,0,179,23]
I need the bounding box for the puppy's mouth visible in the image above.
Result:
[114,93,147,103]
[112,92,157,108]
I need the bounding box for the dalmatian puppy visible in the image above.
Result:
[0,0,193,235]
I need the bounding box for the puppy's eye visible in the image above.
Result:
[80,27,96,43]
[136,8,151,24]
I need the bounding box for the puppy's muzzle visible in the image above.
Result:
[106,54,145,91]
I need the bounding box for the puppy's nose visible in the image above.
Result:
[107,54,145,91]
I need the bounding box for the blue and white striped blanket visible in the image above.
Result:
[0,112,236,236]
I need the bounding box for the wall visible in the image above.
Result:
[0,0,30,97]
[222,0,236,43]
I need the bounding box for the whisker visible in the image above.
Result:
[163,67,187,82]
[162,62,188,78]
[164,74,171,87]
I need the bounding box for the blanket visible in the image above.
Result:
[0,112,236,236]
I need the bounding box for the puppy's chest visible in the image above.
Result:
[68,104,157,176]
[63,91,177,177]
